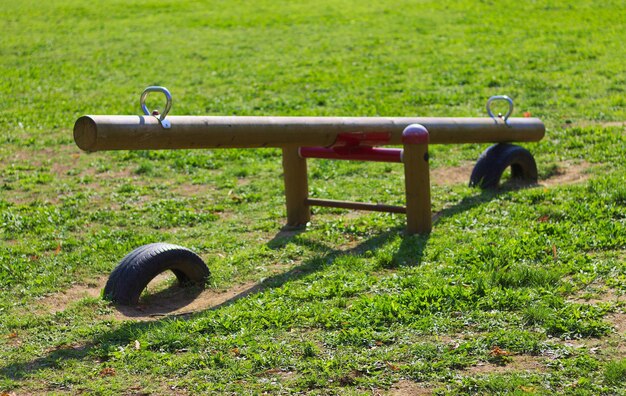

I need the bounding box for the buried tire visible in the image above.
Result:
[469,143,538,189]
[103,243,210,305]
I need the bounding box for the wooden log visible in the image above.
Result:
[74,115,545,152]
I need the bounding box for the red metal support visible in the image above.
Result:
[299,130,401,162]
[332,132,392,147]
[299,146,403,163]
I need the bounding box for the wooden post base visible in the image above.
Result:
[282,147,310,226]
[402,125,432,235]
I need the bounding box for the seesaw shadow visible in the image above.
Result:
[111,183,524,316]
[114,283,205,318]
[212,183,525,309]
[1,184,519,380]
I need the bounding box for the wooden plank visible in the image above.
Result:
[74,115,545,152]
[306,198,406,214]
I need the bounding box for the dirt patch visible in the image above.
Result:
[173,182,212,198]
[37,276,108,314]
[465,355,545,375]
[618,340,626,358]
[114,278,260,321]
[49,151,83,177]
[568,284,624,305]
[387,380,435,395]
[541,161,593,187]
[566,121,626,129]
[7,145,83,175]
[35,273,262,321]
[431,162,474,186]
[551,324,626,361]
[261,368,297,381]
[426,160,592,188]
[607,312,626,335]
[600,121,626,128]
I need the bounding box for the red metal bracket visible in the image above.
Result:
[332,132,392,147]
[299,146,402,163]
[299,131,400,162]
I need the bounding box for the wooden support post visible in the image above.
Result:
[402,125,432,235]
[282,147,310,226]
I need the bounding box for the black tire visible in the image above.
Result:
[103,243,210,305]
[469,143,538,189]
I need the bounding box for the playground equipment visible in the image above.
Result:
[74,87,544,304]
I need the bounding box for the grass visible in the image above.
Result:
[1,0,625,394]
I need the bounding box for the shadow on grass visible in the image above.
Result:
[436,178,540,221]
[0,185,518,381]
[115,283,206,318]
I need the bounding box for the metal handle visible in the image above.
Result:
[140,86,172,128]
[486,95,514,122]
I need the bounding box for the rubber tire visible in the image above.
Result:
[469,143,538,189]
[103,243,210,305]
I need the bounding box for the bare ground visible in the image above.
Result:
[114,278,260,320]
[36,272,261,321]
[567,121,626,129]
[430,160,592,187]
[464,355,546,375]
[541,161,593,187]
[568,286,624,306]
[387,380,436,395]
[430,162,474,186]
[37,276,108,314]
[384,355,546,395]
[609,312,626,336]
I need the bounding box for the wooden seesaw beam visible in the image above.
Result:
[73,88,544,235]
[74,115,544,152]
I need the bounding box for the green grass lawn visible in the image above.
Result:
[1,0,625,394]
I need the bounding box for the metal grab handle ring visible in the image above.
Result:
[140,86,172,126]
[486,95,514,122]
